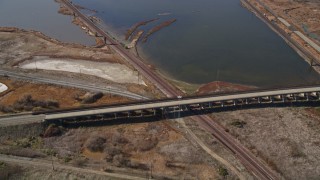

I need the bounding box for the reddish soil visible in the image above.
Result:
[0,78,130,111]
[196,81,255,95]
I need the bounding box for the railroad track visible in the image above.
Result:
[60,1,279,179]
[61,0,179,97]
[198,115,276,180]
[0,69,147,100]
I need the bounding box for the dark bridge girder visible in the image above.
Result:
[46,92,320,125]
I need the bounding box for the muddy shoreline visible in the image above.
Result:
[125,18,159,40]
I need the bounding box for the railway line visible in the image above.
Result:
[0,69,147,100]
[61,0,178,97]
[41,85,320,121]
[56,1,289,179]
[198,115,276,180]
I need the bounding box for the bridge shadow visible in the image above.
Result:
[54,115,164,128]
[51,101,320,128]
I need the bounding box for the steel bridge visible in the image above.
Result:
[38,85,320,123]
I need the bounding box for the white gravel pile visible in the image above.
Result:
[0,83,8,93]
[20,58,146,85]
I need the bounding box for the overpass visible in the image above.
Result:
[41,85,320,121]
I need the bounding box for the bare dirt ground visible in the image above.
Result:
[0,27,116,67]
[0,120,236,179]
[196,81,255,95]
[259,0,320,44]
[0,27,161,98]
[210,107,320,179]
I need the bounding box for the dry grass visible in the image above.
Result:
[0,161,21,179]
[0,78,130,113]
[42,122,219,178]
[212,107,320,179]
[0,27,120,67]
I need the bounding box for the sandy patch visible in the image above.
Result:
[0,83,8,93]
[19,57,146,85]
[196,81,255,95]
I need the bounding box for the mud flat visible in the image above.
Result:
[196,81,255,95]
[19,57,146,85]
[142,19,176,42]
[125,18,159,40]
[126,30,144,49]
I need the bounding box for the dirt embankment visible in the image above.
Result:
[142,19,176,42]
[196,81,255,95]
[56,1,104,47]
[125,18,159,40]
[0,27,118,67]
[126,30,144,49]
[259,0,320,44]
[242,0,320,65]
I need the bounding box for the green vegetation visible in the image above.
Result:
[218,166,228,177]
[14,136,43,149]
[230,120,247,128]
[64,155,72,163]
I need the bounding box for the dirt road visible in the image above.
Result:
[0,154,145,180]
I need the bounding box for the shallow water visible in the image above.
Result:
[73,0,320,87]
[0,0,95,45]
[1,0,319,87]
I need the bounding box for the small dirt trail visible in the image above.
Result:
[0,154,145,180]
[176,118,247,180]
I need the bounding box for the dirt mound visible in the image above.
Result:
[196,81,255,95]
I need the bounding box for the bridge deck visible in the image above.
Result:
[45,86,320,120]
